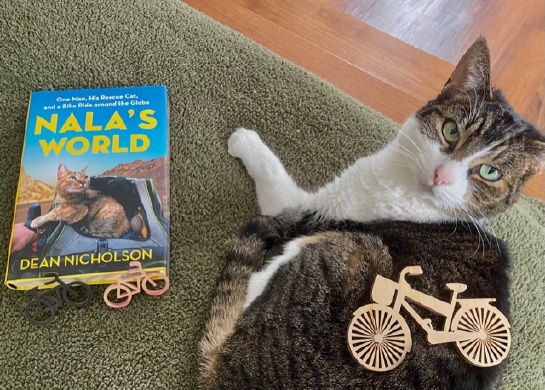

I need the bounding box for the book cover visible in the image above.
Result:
[5,86,170,290]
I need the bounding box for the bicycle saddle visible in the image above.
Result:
[445,283,467,293]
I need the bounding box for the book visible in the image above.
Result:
[5,86,170,290]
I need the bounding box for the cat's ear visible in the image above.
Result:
[442,37,492,97]
[527,133,545,176]
[81,165,88,175]
[57,163,69,179]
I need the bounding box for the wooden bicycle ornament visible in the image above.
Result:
[103,261,169,308]
[347,266,511,371]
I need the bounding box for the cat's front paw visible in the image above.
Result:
[228,128,263,159]
[30,216,47,229]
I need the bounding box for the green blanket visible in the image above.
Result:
[0,1,543,388]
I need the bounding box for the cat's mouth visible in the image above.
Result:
[418,180,466,215]
[68,185,88,193]
[419,181,434,196]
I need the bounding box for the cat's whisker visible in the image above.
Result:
[434,191,487,257]
[446,217,459,239]
[481,221,503,255]
[390,147,417,162]
[462,200,499,260]
[389,152,417,166]
[391,160,415,170]
[397,130,426,160]
[461,208,487,258]
[356,138,393,150]
[465,198,502,254]
[389,143,419,161]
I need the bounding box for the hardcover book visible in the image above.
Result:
[5,86,170,290]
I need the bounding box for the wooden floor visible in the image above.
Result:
[183,0,544,200]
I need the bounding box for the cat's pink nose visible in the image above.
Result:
[433,164,455,186]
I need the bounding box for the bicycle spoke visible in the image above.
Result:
[486,336,509,352]
[354,317,374,336]
[358,311,372,332]
[358,342,376,365]
[383,340,405,356]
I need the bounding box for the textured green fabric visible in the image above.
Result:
[0,1,543,389]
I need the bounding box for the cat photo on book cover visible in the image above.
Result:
[30,163,138,239]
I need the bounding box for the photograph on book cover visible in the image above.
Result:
[6,85,170,290]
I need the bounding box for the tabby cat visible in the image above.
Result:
[200,38,545,389]
[30,163,130,238]
[227,39,544,223]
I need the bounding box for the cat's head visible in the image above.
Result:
[400,37,545,221]
[56,163,90,195]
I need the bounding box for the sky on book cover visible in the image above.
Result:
[23,86,168,185]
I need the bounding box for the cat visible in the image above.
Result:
[30,163,130,238]
[199,37,545,389]
[227,38,544,224]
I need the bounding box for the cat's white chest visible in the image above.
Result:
[306,148,449,223]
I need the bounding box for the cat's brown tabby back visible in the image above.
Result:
[200,213,510,389]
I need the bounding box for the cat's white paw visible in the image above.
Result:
[228,128,263,159]
[30,216,46,229]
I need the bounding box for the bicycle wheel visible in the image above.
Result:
[452,305,511,367]
[63,282,93,308]
[103,284,132,308]
[141,273,169,296]
[347,304,411,371]
[25,299,56,326]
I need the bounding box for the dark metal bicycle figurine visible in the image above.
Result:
[24,273,93,326]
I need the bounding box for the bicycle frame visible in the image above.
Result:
[26,274,66,307]
[375,266,493,344]
[27,285,63,308]
[112,266,146,298]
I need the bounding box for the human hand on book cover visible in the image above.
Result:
[11,223,39,253]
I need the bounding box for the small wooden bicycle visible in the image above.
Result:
[347,266,511,371]
[103,261,169,308]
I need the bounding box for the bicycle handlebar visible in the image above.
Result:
[400,266,423,279]
[43,273,61,285]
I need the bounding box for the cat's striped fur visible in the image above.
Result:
[200,212,510,389]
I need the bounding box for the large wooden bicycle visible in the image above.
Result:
[347,266,511,371]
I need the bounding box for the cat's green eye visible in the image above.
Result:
[479,164,501,181]
[442,121,459,145]
[68,176,76,181]
[84,175,89,180]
